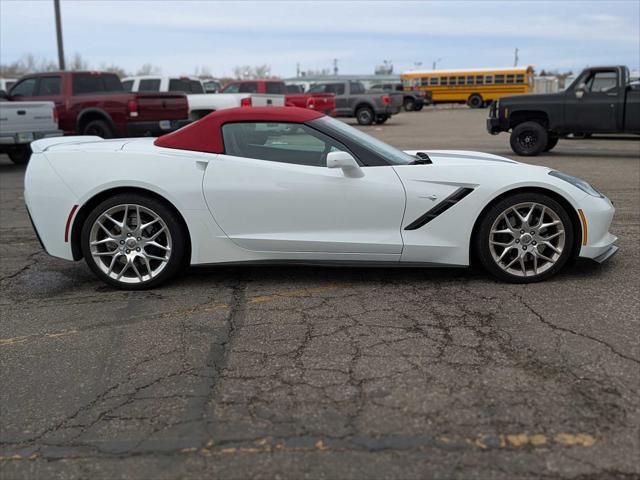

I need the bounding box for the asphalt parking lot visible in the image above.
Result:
[1,107,639,479]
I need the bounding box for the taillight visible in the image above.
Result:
[127,99,139,117]
[382,94,391,105]
[240,97,252,107]
[306,97,316,109]
[52,106,59,124]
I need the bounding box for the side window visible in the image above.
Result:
[429,77,439,86]
[223,83,240,93]
[10,78,37,97]
[189,80,204,93]
[466,76,474,84]
[239,82,258,93]
[506,74,515,84]
[350,82,365,94]
[222,122,349,167]
[495,75,505,84]
[485,75,494,84]
[586,71,618,93]
[36,76,61,95]
[515,74,524,84]
[169,79,190,92]
[265,82,286,94]
[440,77,448,86]
[139,79,161,91]
[448,76,457,86]
[457,76,465,85]
[122,80,134,91]
[475,75,484,85]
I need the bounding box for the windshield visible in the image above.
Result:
[312,116,415,165]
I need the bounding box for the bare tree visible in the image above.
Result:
[67,52,89,71]
[231,64,274,80]
[137,63,161,75]
[193,66,212,78]
[101,63,128,78]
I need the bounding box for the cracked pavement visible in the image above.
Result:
[1,109,639,479]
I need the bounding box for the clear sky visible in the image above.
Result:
[1,0,638,77]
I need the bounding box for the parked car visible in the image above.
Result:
[25,107,617,289]
[0,95,62,164]
[201,78,222,93]
[8,71,190,138]
[124,75,285,120]
[0,78,18,93]
[369,83,432,111]
[222,80,335,116]
[487,65,640,156]
[307,81,402,125]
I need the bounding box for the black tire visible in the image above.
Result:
[544,136,559,152]
[80,193,187,290]
[414,103,424,111]
[7,146,31,165]
[82,119,114,139]
[355,106,374,125]
[509,121,549,156]
[467,94,483,109]
[475,192,574,283]
[376,114,389,124]
[403,98,416,112]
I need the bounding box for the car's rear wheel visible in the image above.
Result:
[414,103,424,111]
[510,121,548,156]
[403,98,415,111]
[355,106,374,125]
[80,193,186,290]
[83,119,114,138]
[476,193,574,283]
[467,94,484,108]
[6,146,31,165]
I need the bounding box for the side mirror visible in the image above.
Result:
[326,151,363,177]
[575,84,586,99]
[0,90,8,101]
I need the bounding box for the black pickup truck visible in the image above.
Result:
[487,66,640,156]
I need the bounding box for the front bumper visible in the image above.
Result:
[577,194,618,263]
[125,119,190,137]
[0,129,63,146]
[592,244,619,264]
[486,117,507,135]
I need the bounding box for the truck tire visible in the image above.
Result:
[544,136,559,152]
[403,98,416,112]
[83,119,114,139]
[467,94,484,109]
[510,121,549,156]
[7,146,31,165]
[376,115,389,124]
[414,104,424,111]
[355,106,374,126]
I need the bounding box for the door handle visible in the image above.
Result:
[17,110,26,115]
[419,194,438,201]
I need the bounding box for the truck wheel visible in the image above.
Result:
[414,104,424,111]
[376,115,389,124]
[355,107,374,125]
[7,146,31,165]
[403,98,415,112]
[510,122,549,156]
[83,119,114,139]
[544,136,559,152]
[467,94,484,109]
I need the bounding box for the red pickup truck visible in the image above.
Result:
[222,80,336,116]
[7,71,190,138]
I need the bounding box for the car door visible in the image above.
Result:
[564,69,620,132]
[201,121,405,257]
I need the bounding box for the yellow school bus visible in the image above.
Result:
[401,66,534,108]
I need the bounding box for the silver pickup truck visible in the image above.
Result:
[307,80,403,125]
[0,98,62,164]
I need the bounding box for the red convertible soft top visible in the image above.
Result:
[154,107,325,154]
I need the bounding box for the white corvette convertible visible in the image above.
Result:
[25,107,617,289]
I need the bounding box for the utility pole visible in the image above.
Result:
[296,62,300,77]
[333,58,338,76]
[54,0,65,70]
[432,58,442,70]
[514,48,519,67]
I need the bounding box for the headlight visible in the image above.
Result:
[549,171,603,198]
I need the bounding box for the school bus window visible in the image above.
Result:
[421,77,429,86]
[466,76,474,84]
[506,74,515,84]
[457,76,465,84]
[495,75,505,84]
[440,77,448,85]
[475,75,484,84]
[429,77,439,86]
[516,74,524,83]
[449,76,457,85]
[485,75,493,84]
[402,79,411,87]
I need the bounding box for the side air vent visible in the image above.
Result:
[404,187,474,230]
[415,152,432,163]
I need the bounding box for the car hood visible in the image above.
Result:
[404,149,521,166]
[497,92,562,105]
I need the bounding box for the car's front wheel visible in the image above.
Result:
[355,106,374,125]
[510,121,548,156]
[403,98,415,111]
[476,192,574,283]
[6,146,31,165]
[80,193,187,289]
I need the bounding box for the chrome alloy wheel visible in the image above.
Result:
[89,204,172,284]
[489,202,566,277]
